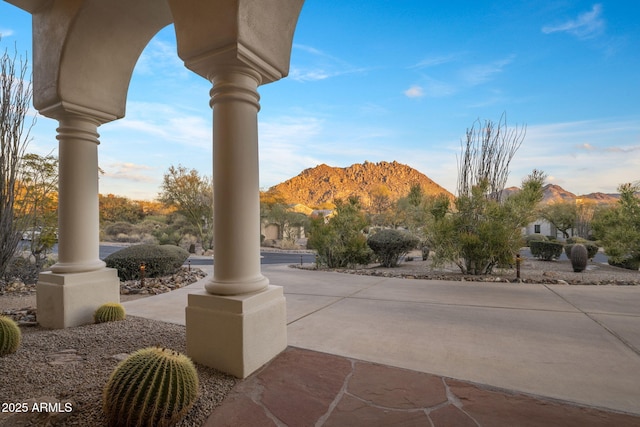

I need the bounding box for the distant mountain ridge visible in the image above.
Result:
[504,184,620,205]
[268,161,453,208]
[268,161,621,209]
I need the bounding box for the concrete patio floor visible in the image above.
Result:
[123,263,640,424]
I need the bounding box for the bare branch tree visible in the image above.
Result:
[457,112,525,201]
[0,44,35,283]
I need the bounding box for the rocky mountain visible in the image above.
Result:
[505,184,619,205]
[267,161,453,208]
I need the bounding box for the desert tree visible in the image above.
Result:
[540,201,577,239]
[457,112,525,202]
[0,45,35,282]
[158,165,213,249]
[591,182,640,270]
[15,153,59,268]
[427,114,544,275]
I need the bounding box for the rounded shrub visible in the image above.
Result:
[105,244,189,280]
[524,234,548,246]
[530,240,564,261]
[94,303,126,324]
[608,257,640,271]
[103,347,199,427]
[367,229,419,268]
[570,244,588,272]
[0,315,21,356]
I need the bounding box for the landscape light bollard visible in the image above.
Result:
[516,254,521,280]
[140,263,145,287]
[188,259,191,272]
[300,255,303,266]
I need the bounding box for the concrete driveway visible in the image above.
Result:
[123,264,640,415]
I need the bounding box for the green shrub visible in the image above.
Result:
[524,234,548,246]
[103,347,199,427]
[0,315,21,356]
[566,236,589,244]
[530,240,564,261]
[307,198,373,268]
[570,244,588,272]
[94,303,126,324]
[367,229,419,267]
[104,222,136,237]
[564,243,599,259]
[105,244,189,280]
[608,257,640,271]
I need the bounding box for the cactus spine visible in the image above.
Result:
[103,347,199,427]
[94,303,126,323]
[570,244,588,272]
[0,315,21,356]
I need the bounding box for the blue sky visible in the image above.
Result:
[1,1,639,200]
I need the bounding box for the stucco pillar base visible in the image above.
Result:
[36,268,120,329]
[186,285,287,378]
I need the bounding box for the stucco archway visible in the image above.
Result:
[5,0,305,378]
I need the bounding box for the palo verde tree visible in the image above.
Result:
[427,114,545,275]
[0,45,35,282]
[158,165,213,250]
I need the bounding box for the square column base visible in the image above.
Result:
[36,268,120,329]
[186,285,287,378]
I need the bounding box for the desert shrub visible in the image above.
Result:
[564,243,599,259]
[566,236,589,244]
[608,257,640,271]
[367,229,419,267]
[530,240,564,261]
[104,244,189,280]
[104,222,136,237]
[307,198,373,268]
[524,234,548,246]
[1,256,39,285]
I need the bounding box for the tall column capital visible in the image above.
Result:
[208,66,262,111]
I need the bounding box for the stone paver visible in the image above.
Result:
[205,347,640,427]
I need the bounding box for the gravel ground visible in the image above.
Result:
[0,316,236,427]
[0,268,234,426]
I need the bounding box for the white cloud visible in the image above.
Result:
[289,44,369,82]
[411,54,460,69]
[509,117,640,194]
[542,4,605,39]
[404,85,424,98]
[258,116,326,187]
[459,55,515,86]
[0,28,14,37]
[103,162,156,183]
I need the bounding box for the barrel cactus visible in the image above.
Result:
[570,244,588,272]
[94,303,126,324]
[103,347,199,427]
[0,315,21,356]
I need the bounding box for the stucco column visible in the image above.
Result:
[205,66,269,296]
[36,109,119,329]
[50,113,105,273]
[186,65,286,378]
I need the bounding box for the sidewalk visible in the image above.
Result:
[123,264,640,425]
